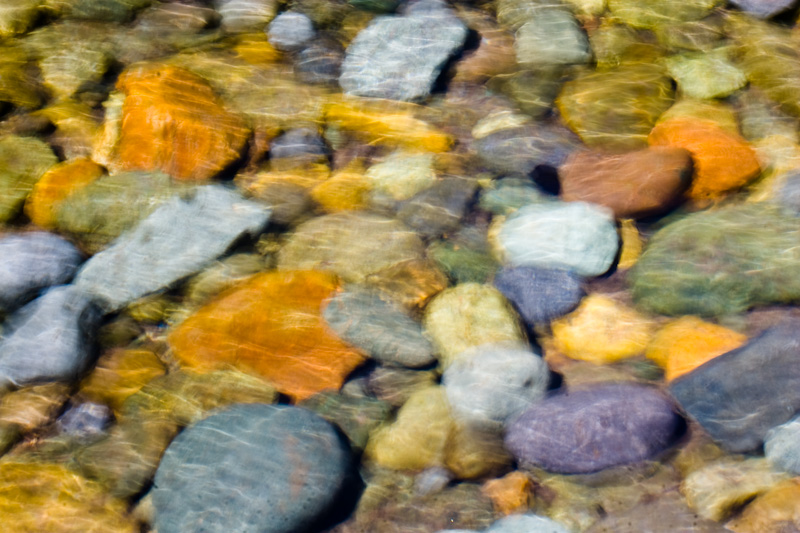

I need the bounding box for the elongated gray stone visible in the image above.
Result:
[74,186,270,312]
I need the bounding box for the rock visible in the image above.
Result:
[339,0,468,101]
[729,0,796,18]
[365,386,453,470]
[486,514,570,533]
[514,9,590,68]
[664,48,746,100]
[0,0,40,38]
[423,283,525,368]
[277,211,426,283]
[397,177,477,238]
[364,258,448,310]
[481,471,534,515]
[726,479,800,532]
[445,421,512,479]
[0,383,70,450]
[182,253,266,308]
[493,68,564,120]
[39,41,112,100]
[558,147,692,219]
[366,151,437,202]
[682,458,788,521]
[617,218,643,269]
[112,64,250,181]
[56,402,113,440]
[494,202,619,277]
[25,158,105,229]
[551,294,656,365]
[366,366,438,407]
[648,118,760,200]
[505,383,684,474]
[268,127,328,168]
[323,286,436,368]
[630,203,800,316]
[311,163,372,212]
[73,185,269,312]
[442,342,549,426]
[669,322,800,452]
[0,232,83,314]
[136,3,219,32]
[294,37,345,85]
[153,404,352,533]
[300,391,391,451]
[267,11,316,51]
[168,270,366,401]
[478,177,549,216]
[66,0,151,22]
[216,0,277,32]
[588,20,665,68]
[428,241,497,284]
[0,135,58,223]
[0,286,101,387]
[608,0,719,29]
[493,266,584,326]
[0,46,45,109]
[653,14,726,52]
[765,416,800,475]
[78,348,166,413]
[451,11,516,84]
[237,170,317,226]
[557,63,674,149]
[645,316,747,382]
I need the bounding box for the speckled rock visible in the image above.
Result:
[505,383,684,474]
[493,266,584,325]
[0,135,58,223]
[765,416,800,475]
[494,202,618,277]
[0,232,83,314]
[514,9,590,68]
[339,0,468,101]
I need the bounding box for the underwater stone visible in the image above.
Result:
[0,135,58,224]
[493,266,584,325]
[765,416,800,475]
[514,9,590,68]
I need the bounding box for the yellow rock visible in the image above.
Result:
[233,33,282,65]
[617,219,643,270]
[646,316,747,381]
[236,163,330,195]
[481,471,535,515]
[445,422,512,479]
[310,161,372,212]
[79,348,167,414]
[727,479,800,533]
[24,158,105,228]
[552,294,655,364]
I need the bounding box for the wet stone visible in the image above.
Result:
[25,158,105,230]
[268,127,328,168]
[608,0,720,29]
[428,241,497,284]
[294,36,345,86]
[366,366,438,407]
[56,402,113,440]
[445,421,512,479]
[726,479,800,532]
[481,471,534,515]
[0,135,58,224]
[215,0,278,32]
[79,348,167,413]
[505,383,684,474]
[478,177,549,216]
[485,514,571,533]
[396,177,477,238]
[0,0,40,38]
[366,151,437,202]
[664,48,746,100]
[267,11,316,51]
[66,0,151,22]
[299,390,391,451]
[39,42,112,101]
[153,404,353,533]
[514,8,590,68]
[0,232,83,314]
[493,266,584,326]
[765,416,800,475]
[729,0,796,18]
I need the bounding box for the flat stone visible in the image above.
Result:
[514,9,590,68]
[558,147,692,219]
[0,232,83,314]
[339,0,468,101]
[153,405,352,533]
[73,185,269,312]
[505,383,684,474]
[765,416,800,475]
[494,202,619,277]
[397,177,477,238]
[323,286,436,368]
[0,135,58,223]
[493,266,584,325]
[0,285,101,387]
[25,158,105,229]
[39,42,112,100]
[669,322,800,452]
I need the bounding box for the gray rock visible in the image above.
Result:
[269,127,328,163]
[0,285,101,386]
[267,11,315,51]
[73,185,270,312]
[442,343,549,425]
[474,124,580,177]
[339,0,468,101]
[495,201,618,277]
[56,402,113,440]
[670,323,800,453]
[0,232,83,314]
[397,177,478,238]
[505,383,684,474]
[493,266,584,325]
[216,0,277,32]
[514,9,591,68]
[777,171,800,215]
[729,0,796,19]
[153,404,353,533]
[323,286,435,367]
[486,514,570,533]
[765,416,800,475]
[294,36,345,86]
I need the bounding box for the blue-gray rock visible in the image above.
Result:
[56,402,113,439]
[443,343,549,426]
[294,37,345,86]
[729,0,796,19]
[0,285,101,387]
[269,127,328,163]
[73,185,270,312]
[486,514,570,533]
[765,416,800,475]
[777,171,800,214]
[505,383,684,474]
[152,404,353,533]
[0,232,83,314]
[493,266,584,325]
[474,124,580,177]
[323,286,435,367]
[267,11,315,51]
[670,323,800,453]
[339,0,468,101]
[495,202,619,277]
[397,177,478,239]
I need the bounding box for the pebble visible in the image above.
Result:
[366,366,438,407]
[608,0,718,28]
[267,11,316,51]
[505,383,684,474]
[268,127,328,166]
[726,479,800,532]
[493,266,584,326]
[0,135,58,223]
[0,0,40,37]
[24,158,105,229]
[764,416,800,475]
[366,150,437,202]
[396,177,477,238]
[729,0,797,18]
[0,232,83,314]
[215,0,278,32]
[446,421,512,479]
[294,36,345,86]
[299,391,391,451]
[153,404,353,533]
[486,514,571,533]
[79,348,167,413]
[66,0,151,22]
[514,9,590,68]
[481,471,534,515]
[56,402,114,440]
[664,48,747,100]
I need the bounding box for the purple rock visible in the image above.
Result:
[504,383,684,474]
[493,266,584,325]
[57,402,113,439]
[730,0,796,19]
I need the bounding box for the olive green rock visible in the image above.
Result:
[183,253,266,307]
[428,241,498,284]
[0,135,58,223]
[300,391,391,451]
[0,0,41,38]
[0,46,45,109]
[631,203,800,317]
[653,14,725,52]
[514,8,591,68]
[608,0,721,29]
[493,68,565,119]
[588,22,666,69]
[664,48,746,100]
[39,41,112,100]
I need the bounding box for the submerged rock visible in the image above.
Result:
[0,135,58,224]
[514,9,590,68]
[493,266,584,325]
[216,0,277,32]
[25,158,105,230]
[267,11,316,51]
[765,416,800,475]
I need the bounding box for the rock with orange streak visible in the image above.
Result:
[114,64,250,181]
[24,159,105,229]
[646,316,747,382]
[482,471,535,515]
[648,118,761,200]
[168,271,366,401]
[79,348,167,413]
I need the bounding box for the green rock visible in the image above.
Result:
[0,0,41,38]
[0,46,45,109]
[478,177,550,215]
[39,41,112,100]
[664,48,746,100]
[588,22,665,69]
[492,68,565,119]
[653,14,725,52]
[66,0,151,22]
[557,63,674,149]
[428,241,498,284]
[300,391,391,451]
[608,0,721,29]
[514,8,591,68]
[0,135,58,223]
[631,203,800,317]
[367,151,437,203]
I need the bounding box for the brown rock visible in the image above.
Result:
[79,348,167,414]
[559,147,692,218]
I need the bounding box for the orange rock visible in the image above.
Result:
[727,479,800,533]
[648,118,761,200]
[24,158,105,229]
[481,471,534,515]
[168,270,366,401]
[646,316,747,381]
[80,348,167,413]
[114,64,250,181]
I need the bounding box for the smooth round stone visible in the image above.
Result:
[267,11,315,51]
[514,9,590,68]
[493,266,584,325]
[442,343,549,425]
[216,0,278,32]
[495,202,618,277]
[486,514,571,533]
[153,404,352,533]
[294,37,345,86]
[765,417,800,475]
[397,177,478,238]
[428,241,498,284]
[474,122,580,177]
[366,150,437,202]
[505,383,684,474]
